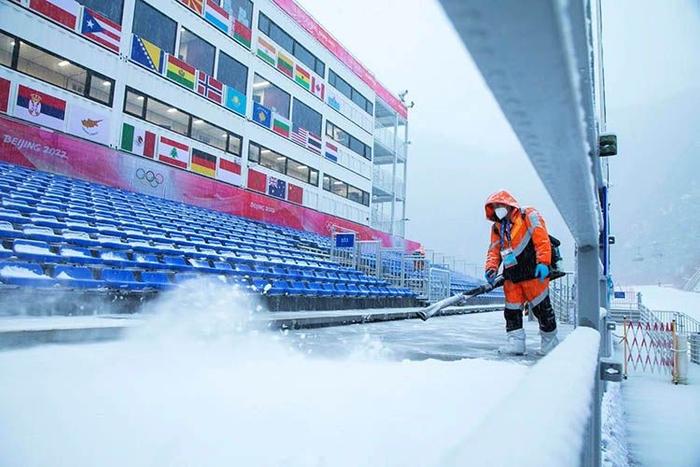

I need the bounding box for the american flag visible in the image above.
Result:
[80,7,121,53]
[291,126,309,147]
[196,71,223,105]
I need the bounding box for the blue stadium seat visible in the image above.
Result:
[101,269,143,290]
[13,239,57,262]
[53,265,102,288]
[22,225,61,242]
[268,280,290,296]
[133,253,160,267]
[250,278,270,294]
[0,261,55,287]
[163,256,191,271]
[58,246,100,264]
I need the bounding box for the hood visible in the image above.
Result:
[485,190,521,221]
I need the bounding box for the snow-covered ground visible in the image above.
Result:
[0,279,577,467]
[636,285,700,321]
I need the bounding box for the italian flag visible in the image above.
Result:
[120,122,156,158]
[158,136,189,169]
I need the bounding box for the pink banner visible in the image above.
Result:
[0,115,420,251]
[272,0,408,119]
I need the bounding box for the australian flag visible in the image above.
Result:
[267,177,286,199]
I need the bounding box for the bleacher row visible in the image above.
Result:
[0,162,417,310]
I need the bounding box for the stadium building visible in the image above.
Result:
[0,0,412,246]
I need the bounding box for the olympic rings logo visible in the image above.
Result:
[136,168,164,188]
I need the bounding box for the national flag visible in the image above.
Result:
[166,55,196,90]
[218,156,242,185]
[324,141,339,162]
[191,148,217,178]
[67,104,111,145]
[223,86,246,116]
[178,0,203,15]
[290,126,308,147]
[311,75,325,100]
[121,122,156,158]
[267,176,286,199]
[232,19,251,48]
[130,34,164,73]
[204,0,229,34]
[158,136,189,169]
[80,7,121,53]
[287,183,303,204]
[29,0,80,30]
[14,85,66,130]
[307,132,322,155]
[272,113,290,138]
[252,101,271,129]
[0,78,10,114]
[196,70,224,104]
[276,52,293,79]
[247,168,267,193]
[256,37,276,66]
[294,65,311,91]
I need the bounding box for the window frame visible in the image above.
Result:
[252,73,291,118]
[132,0,177,54]
[217,51,248,94]
[325,120,372,161]
[178,27,215,76]
[322,173,369,206]
[248,141,319,186]
[2,32,115,107]
[76,0,125,25]
[258,13,325,78]
[328,69,372,116]
[123,86,242,155]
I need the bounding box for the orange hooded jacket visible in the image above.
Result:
[484,190,551,280]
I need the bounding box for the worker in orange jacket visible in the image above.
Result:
[484,190,559,355]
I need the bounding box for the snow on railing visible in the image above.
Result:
[440,327,601,467]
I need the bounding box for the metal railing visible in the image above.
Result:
[550,272,576,325]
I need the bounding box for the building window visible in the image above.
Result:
[326,121,372,160]
[178,28,215,75]
[124,87,241,154]
[191,119,227,151]
[258,13,325,77]
[133,0,177,54]
[5,35,114,106]
[217,52,247,94]
[292,98,322,137]
[322,174,369,206]
[222,0,253,29]
[249,142,319,186]
[252,74,290,118]
[329,70,373,115]
[0,31,13,67]
[76,0,125,24]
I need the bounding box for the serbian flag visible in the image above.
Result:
[14,85,66,130]
[0,78,10,113]
[217,156,242,185]
[158,136,189,169]
[29,0,81,30]
[81,7,122,53]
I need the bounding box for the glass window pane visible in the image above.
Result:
[309,169,318,186]
[292,98,322,137]
[331,179,348,198]
[351,90,366,109]
[17,42,87,94]
[334,74,352,99]
[0,31,14,67]
[286,160,309,183]
[362,192,370,206]
[146,99,189,136]
[347,185,362,204]
[349,137,365,156]
[88,73,113,105]
[252,74,290,118]
[124,89,146,117]
[293,42,314,71]
[366,101,374,115]
[259,147,286,173]
[323,174,331,191]
[217,52,247,93]
[248,142,260,162]
[328,122,349,147]
[328,70,336,87]
[257,12,270,34]
[228,134,242,155]
[224,0,253,28]
[191,119,227,151]
[315,60,325,78]
[270,24,293,54]
[133,0,176,53]
[178,29,214,75]
[76,0,124,24]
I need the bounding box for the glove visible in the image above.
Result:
[534,263,549,282]
[484,269,497,285]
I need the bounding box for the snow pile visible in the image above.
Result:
[636,285,700,321]
[441,327,601,467]
[59,248,88,258]
[0,278,530,467]
[0,266,45,279]
[601,382,630,467]
[14,243,52,256]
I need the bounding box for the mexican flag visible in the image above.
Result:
[158,136,189,169]
[120,122,156,157]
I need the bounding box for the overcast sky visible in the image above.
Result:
[299,0,700,280]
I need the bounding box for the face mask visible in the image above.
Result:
[495,207,509,220]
